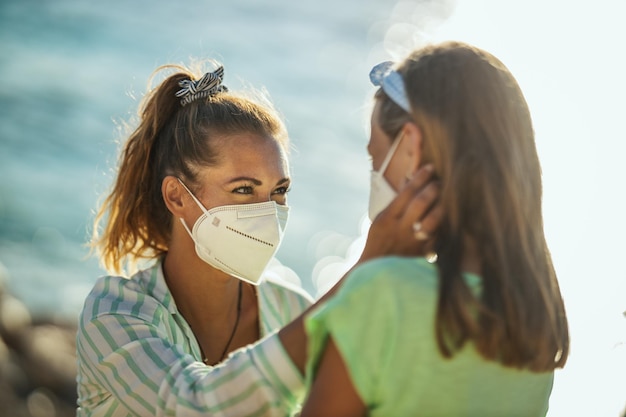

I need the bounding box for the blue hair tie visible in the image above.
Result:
[369,61,411,113]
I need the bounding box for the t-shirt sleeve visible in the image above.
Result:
[304,261,400,407]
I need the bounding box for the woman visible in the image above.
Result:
[76,62,439,416]
[300,41,570,417]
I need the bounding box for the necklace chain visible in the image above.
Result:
[203,280,243,364]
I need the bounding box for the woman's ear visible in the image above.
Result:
[162,176,186,217]
[401,121,423,178]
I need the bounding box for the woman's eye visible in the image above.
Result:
[232,185,254,194]
[273,186,290,195]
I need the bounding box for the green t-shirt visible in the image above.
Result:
[305,256,553,417]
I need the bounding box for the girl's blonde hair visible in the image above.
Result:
[376,41,569,372]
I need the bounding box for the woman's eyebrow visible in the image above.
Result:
[225,177,290,186]
[226,176,262,185]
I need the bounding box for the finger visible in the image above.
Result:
[405,163,435,191]
[415,202,443,238]
[412,221,430,241]
[382,164,435,219]
[409,202,442,258]
[396,180,439,229]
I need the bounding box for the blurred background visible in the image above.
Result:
[0,0,624,415]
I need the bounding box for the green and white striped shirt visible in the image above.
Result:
[76,259,313,417]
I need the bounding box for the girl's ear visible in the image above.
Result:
[162,176,186,216]
[401,121,423,178]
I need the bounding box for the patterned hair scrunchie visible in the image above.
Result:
[176,66,229,106]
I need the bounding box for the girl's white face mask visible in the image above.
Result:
[368,134,404,221]
[177,179,289,285]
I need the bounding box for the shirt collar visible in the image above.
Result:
[138,257,178,315]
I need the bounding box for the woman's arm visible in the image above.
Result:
[77,289,302,416]
[279,164,440,374]
[300,337,366,417]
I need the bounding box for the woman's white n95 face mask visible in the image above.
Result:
[368,133,404,222]
[177,179,289,285]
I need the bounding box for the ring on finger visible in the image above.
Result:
[412,221,429,241]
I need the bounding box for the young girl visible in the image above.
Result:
[301,41,570,417]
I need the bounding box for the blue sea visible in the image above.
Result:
[1,0,625,415]
[0,0,409,315]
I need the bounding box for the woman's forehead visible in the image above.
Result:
[199,133,289,177]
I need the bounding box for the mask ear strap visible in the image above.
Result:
[178,217,195,238]
[177,178,208,213]
[378,132,404,174]
[176,178,207,237]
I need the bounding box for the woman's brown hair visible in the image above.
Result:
[376,41,569,372]
[91,62,288,274]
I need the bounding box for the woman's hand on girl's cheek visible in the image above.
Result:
[360,164,441,262]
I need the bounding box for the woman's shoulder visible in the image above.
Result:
[255,270,314,329]
[347,256,438,292]
[85,274,138,302]
[80,264,164,321]
[260,271,314,306]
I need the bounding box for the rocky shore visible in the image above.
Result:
[0,266,77,417]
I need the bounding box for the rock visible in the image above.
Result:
[0,262,77,417]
